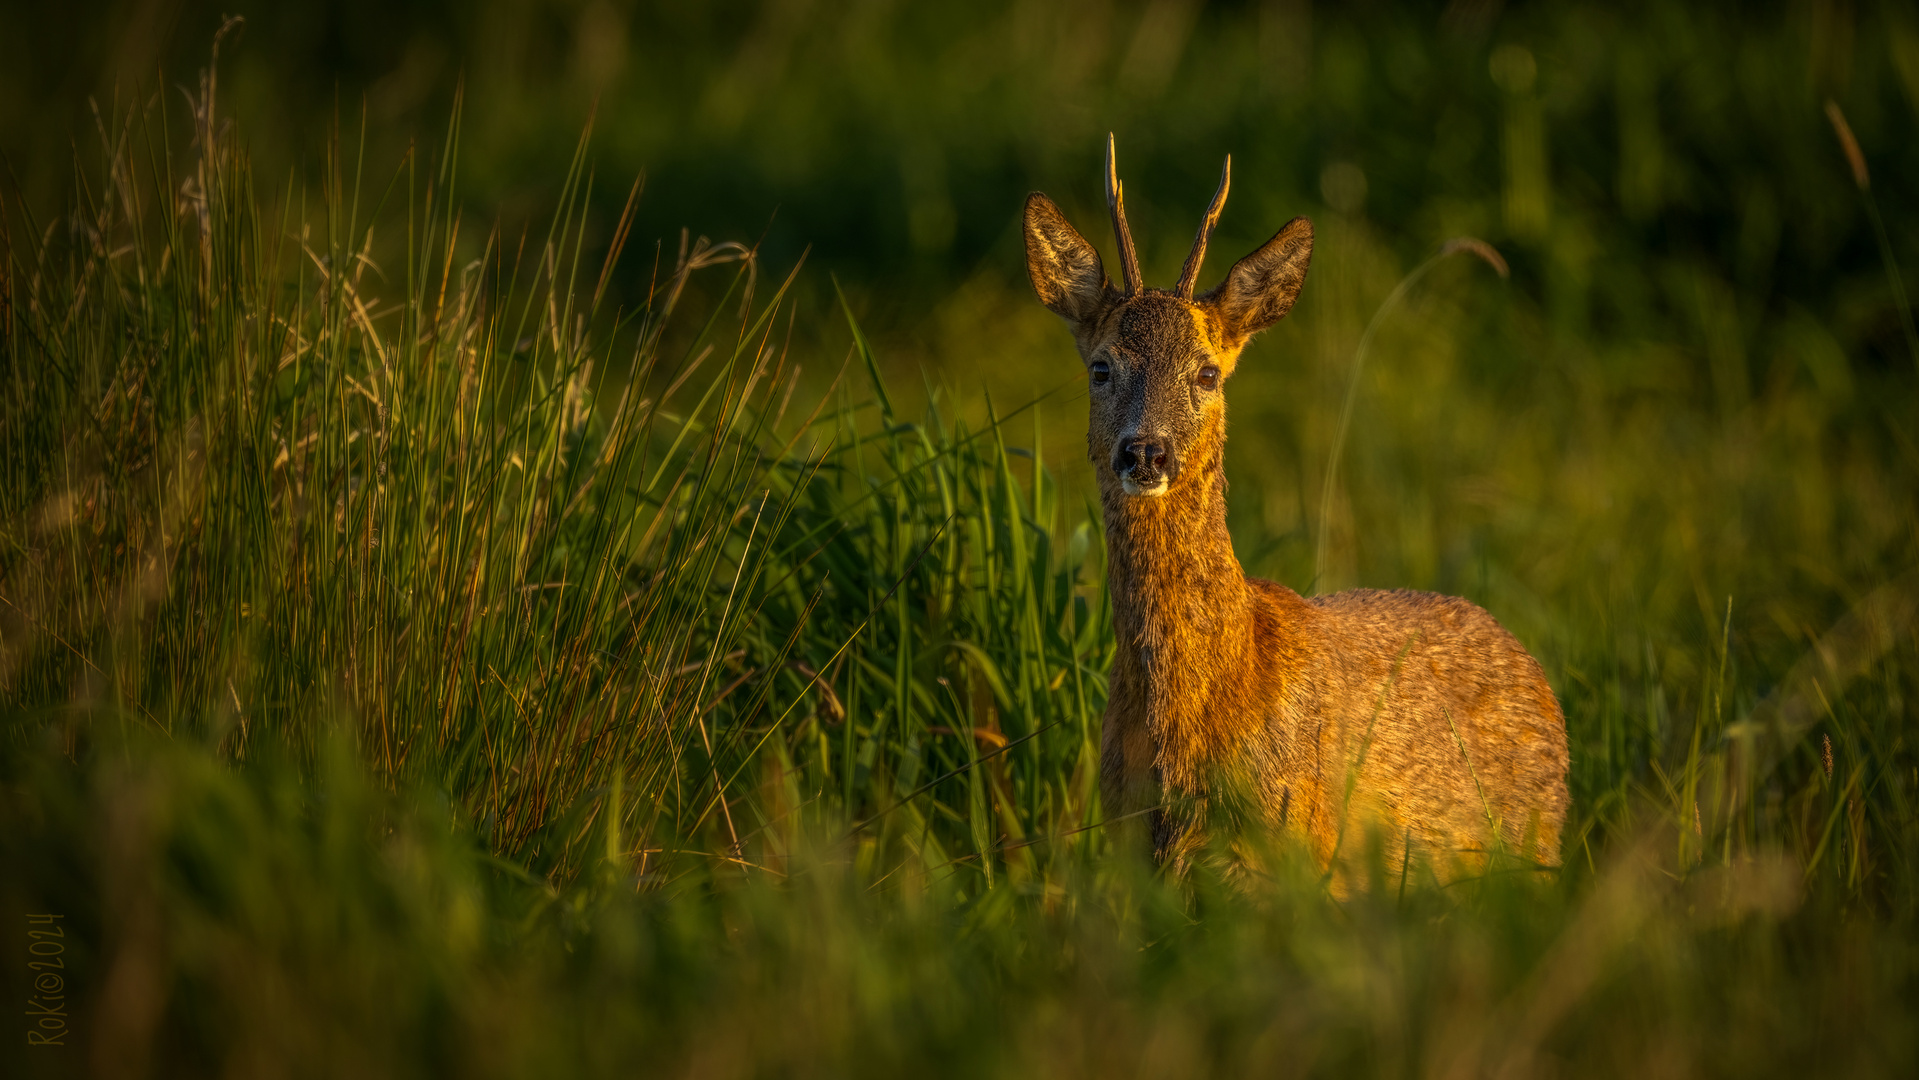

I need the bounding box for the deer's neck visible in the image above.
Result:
[1100,442,1263,786]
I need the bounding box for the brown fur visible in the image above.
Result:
[1023,161,1569,880]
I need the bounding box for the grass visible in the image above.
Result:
[4,21,1919,1079]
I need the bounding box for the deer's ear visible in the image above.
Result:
[1024,193,1110,326]
[1205,216,1313,342]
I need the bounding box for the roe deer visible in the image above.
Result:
[1023,136,1569,880]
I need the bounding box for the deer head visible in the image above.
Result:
[1024,135,1313,498]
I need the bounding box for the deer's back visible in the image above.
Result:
[1250,583,1569,872]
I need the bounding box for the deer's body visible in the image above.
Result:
[1027,140,1569,877]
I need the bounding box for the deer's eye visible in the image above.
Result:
[1196,365,1220,390]
[1090,360,1110,384]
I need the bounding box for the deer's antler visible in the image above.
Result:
[1177,156,1231,299]
[1106,133,1144,297]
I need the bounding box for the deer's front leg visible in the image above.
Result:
[1099,701,1161,854]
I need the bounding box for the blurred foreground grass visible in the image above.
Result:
[4,8,1919,1077]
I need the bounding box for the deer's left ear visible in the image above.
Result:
[1204,216,1313,342]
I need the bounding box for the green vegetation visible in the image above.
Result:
[4,3,1918,1076]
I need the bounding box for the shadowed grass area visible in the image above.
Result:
[5,723,1914,1077]
[4,18,1919,1078]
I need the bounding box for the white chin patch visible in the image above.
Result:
[1120,476,1169,498]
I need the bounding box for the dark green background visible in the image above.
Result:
[6,0,1916,365]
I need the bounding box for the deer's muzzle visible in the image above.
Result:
[1114,437,1175,497]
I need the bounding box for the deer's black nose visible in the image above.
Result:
[1114,438,1173,481]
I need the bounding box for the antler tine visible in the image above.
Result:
[1176,155,1231,299]
[1105,133,1144,297]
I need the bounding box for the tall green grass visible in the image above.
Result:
[3,59,1917,1080]
[0,77,1113,889]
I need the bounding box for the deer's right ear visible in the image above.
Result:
[1024,193,1109,326]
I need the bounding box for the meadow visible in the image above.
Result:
[3,2,1918,1076]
